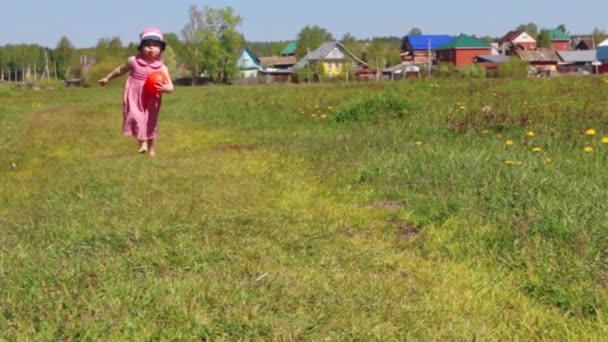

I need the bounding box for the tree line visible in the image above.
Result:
[1,7,607,85]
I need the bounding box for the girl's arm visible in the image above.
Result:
[158,65,174,93]
[98,59,130,85]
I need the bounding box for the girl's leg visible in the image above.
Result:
[138,139,148,153]
[147,138,156,157]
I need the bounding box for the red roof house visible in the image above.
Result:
[498,30,537,52]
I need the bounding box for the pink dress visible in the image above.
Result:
[122,55,164,141]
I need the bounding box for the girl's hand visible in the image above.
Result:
[156,81,173,93]
[98,77,110,86]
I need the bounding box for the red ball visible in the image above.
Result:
[144,71,168,95]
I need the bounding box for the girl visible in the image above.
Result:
[98,27,174,157]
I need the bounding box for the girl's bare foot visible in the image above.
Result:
[138,140,148,153]
[147,139,156,157]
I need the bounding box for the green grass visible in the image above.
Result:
[1,78,608,339]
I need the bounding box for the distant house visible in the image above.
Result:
[515,49,560,74]
[598,46,608,61]
[556,50,598,73]
[571,35,595,50]
[597,47,608,74]
[435,34,492,67]
[280,41,297,56]
[258,55,297,83]
[548,29,570,51]
[400,34,454,65]
[259,56,297,69]
[475,54,511,75]
[237,48,261,79]
[293,41,367,80]
[382,63,421,80]
[498,30,537,52]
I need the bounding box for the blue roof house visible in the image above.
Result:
[401,35,454,65]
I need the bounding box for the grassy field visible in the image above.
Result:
[1,77,608,339]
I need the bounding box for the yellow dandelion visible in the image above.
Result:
[482,129,489,134]
[532,147,542,152]
[526,131,535,137]
[544,157,552,163]
[321,114,327,119]
[504,160,523,166]
[601,137,608,144]
[415,141,423,145]
[586,129,597,135]
[585,146,594,153]
[496,134,502,138]
[459,105,466,110]
[311,114,317,117]
[505,140,514,145]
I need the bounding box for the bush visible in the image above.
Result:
[434,62,455,78]
[458,64,487,78]
[497,58,529,78]
[83,56,126,87]
[333,88,422,122]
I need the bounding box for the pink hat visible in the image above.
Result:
[139,27,166,51]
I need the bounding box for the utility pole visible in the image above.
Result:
[428,38,432,77]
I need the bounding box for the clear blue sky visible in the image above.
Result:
[2,0,607,48]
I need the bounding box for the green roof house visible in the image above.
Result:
[436,34,492,67]
[548,29,570,51]
[281,41,297,56]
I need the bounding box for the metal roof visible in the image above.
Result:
[548,29,570,41]
[382,63,420,73]
[557,50,598,63]
[498,31,524,44]
[280,41,297,55]
[293,41,366,70]
[476,55,511,63]
[516,49,560,62]
[437,34,491,50]
[404,35,454,50]
[258,56,297,68]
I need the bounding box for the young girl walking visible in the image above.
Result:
[98,27,173,156]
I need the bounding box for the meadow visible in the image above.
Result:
[1,77,608,339]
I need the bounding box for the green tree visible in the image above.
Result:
[516,23,539,39]
[341,33,364,60]
[409,27,422,35]
[366,39,388,80]
[163,46,178,79]
[95,36,123,61]
[295,25,333,58]
[592,28,606,46]
[53,36,75,79]
[182,5,243,83]
[163,32,186,63]
[556,24,568,35]
[537,29,551,48]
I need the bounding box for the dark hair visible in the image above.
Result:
[138,38,166,52]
